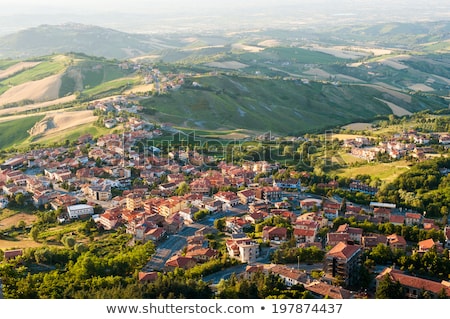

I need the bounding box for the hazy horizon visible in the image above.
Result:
[1,0,450,35]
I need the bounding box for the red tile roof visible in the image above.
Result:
[327,242,361,260]
[377,268,450,296]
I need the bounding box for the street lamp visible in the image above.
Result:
[297,255,300,270]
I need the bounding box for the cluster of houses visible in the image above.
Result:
[344,130,450,161]
[2,123,450,298]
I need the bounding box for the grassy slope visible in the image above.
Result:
[30,122,114,145]
[59,58,137,97]
[0,115,45,148]
[142,75,398,134]
[0,59,19,70]
[0,56,68,95]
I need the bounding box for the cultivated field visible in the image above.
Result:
[358,84,412,103]
[0,212,37,230]
[307,45,368,59]
[0,239,43,250]
[205,61,249,70]
[342,123,374,131]
[257,39,281,47]
[331,133,367,140]
[0,95,76,118]
[0,61,41,80]
[375,98,412,117]
[28,110,97,138]
[408,83,434,92]
[231,43,264,52]
[335,160,411,183]
[0,73,62,106]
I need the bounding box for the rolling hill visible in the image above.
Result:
[0,21,448,145]
[0,23,182,60]
[0,53,135,108]
[139,75,448,135]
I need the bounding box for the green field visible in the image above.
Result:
[238,47,348,65]
[31,122,113,145]
[82,77,140,99]
[142,74,400,134]
[0,59,19,70]
[0,56,68,87]
[333,160,411,183]
[59,59,136,97]
[0,115,45,148]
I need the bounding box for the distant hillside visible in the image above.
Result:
[0,23,181,60]
[328,20,450,50]
[140,75,447,135]
[0,53,136,107]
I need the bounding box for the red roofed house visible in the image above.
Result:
[237,189,256,205]
[262,226,288,243]
[226,236,260,263]
[4,249,23,261]
[386,234,407,250]
[373,207,391,223]
[99,211,120,230]
[306,281,355,299]
[245,210,269,224]
[323,201,340,220]
[323,242,362,287]
[294,228,317,244]
[405,212,422,226]
[214,191,240,207]
[268,264,308,287]
[336,223,363,244]
[417,238,443,254]
[138,271,158,283]
[389,214,405,226]
[376,267,450,299]
[165,255,197,271]
[362,234,387,249]
[185,247,219,263]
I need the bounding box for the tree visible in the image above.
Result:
[375,274,404,299]
[214,218,226,232]
[17,220,26,230]
[175,182,190,196]
[61,235,76,249]
[14,193,25,206]
[30,226,40,242]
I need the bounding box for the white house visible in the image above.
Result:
[67,204,94,220]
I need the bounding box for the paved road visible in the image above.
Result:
[203,264,248,285]
[143,224,202,271]
[142,206,246,271]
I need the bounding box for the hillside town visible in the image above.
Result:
[1,113,450,299]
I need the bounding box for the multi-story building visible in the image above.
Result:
[226,235,260,263]
[323,242,362,287]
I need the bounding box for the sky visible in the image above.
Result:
[1,0,450,35]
